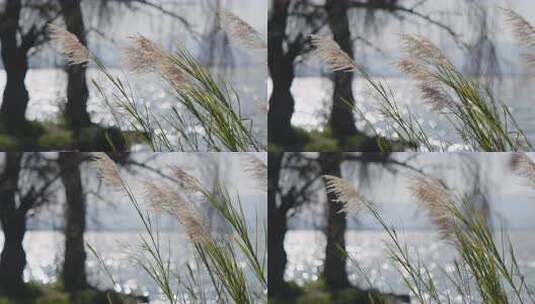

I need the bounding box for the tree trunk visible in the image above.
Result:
[325,0,359,144]
[268,152,288,296]
[268,0,296,147]
[268,60,296,147]
[58,152,88,292]
[59,0,92,130]
[319,152,350,289]
[0,0,30,131]
[0,214,27,295]
[0,152,25,295]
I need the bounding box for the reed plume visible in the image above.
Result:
[220,10,267,51]
[396,57,429,81]
[310,35,357,72]
[510,153,535,186]
[170,166,202,194]
[123,34,260,152]
[503,9,535,73]
[311,34,439,151]
[91,152,125,191]
[144,181,208,242]
[244,154,267,192]
[124,35,188,87]
[48,24,90,65]
[123,35,165,72]
[323,175,367,214]
[418,82,451,111]
[400,35,451,66]
[398,35,453,110]
[503,9,535,49]
[408,175,455,239]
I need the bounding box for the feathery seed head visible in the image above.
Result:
[418,81,451,111]
[510,153,535,186]
[220,10,267,51]
[397,57,433,82]
[503,9,535,74]
[171,166,203,194]
[124,36,188,87]
[408,175,455,239]
[124,35,165,72]
[243,154,267,192]
[400,35,450,67]
[398,38,454,110]
[397,58,422,77]
[92,152,124,191]
[160,62,189,88]
[323,175,366,214]
[503,9,535,49]
[311,35,357,72]
[144,181,209,242]
[48,24,90,65]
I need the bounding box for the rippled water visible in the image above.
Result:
[0,231,227,303]
[268,76,535,150]
[285,230,535,300]
[0,68,267,149]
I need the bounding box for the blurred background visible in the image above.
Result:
[268,0,535,151]
[0,152,266,303]
[269,152,535,302]
[0,0,266,150]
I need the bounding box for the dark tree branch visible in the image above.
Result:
[345,0,462,46]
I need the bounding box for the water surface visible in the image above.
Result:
[1,230,264,303]
[285,230,535,301]
[268,76,535,149]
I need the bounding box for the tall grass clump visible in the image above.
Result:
[311,35,436,152]
[311,8,535,152]
[49,12,265,152]
[398,35,531,152]
[323,174,535,303]
[90,153,266,303]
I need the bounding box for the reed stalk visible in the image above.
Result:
[89,153,266,303]
[324,174,534,303]
[49,13,265,152]
[312,8,535,152]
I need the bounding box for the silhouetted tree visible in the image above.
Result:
[268,0,327,148]
[0,1,56,132]
[0,0,193,141]
[0,153,59,295]
[0,153,25,294]
[268,152,321,297]
[268,0,462,150]
[268,151,285,295]
[319,152,350,289]
[59,0,92,130]
[58,152,88,292]
[269,152,420,297]
[325,0,359,143]
[59,0,198,132]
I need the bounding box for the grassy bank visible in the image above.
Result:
[269,126,408,152]
[0,282,146,304]
[0,119,138,151]
[269,280,409,304]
